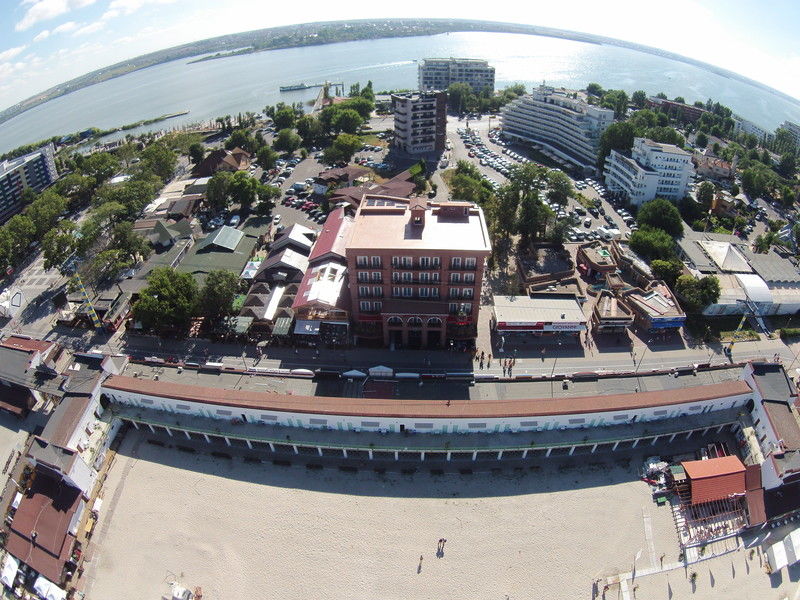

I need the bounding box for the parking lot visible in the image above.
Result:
[445,117,635,244]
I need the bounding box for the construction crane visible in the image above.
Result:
[71,273,100,329]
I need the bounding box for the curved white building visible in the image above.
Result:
[500,86,614,173]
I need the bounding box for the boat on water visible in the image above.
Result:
[280,83,311,92]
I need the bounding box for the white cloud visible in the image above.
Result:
[15,0,99,31]
[72,21,105,36]
[101,0,176,20]
[0,46,28,62]
[53,20,79,34]
[33,30,50,42]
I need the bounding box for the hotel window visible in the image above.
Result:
[432,272,440,283]
[451,257,462,269]
[374,301,382,312]
[373,286,382,297]
[419,287,429,298]
[465,257,476,269]
[464,273,475,283]
[402,256,413,268]
[357,256,368,267]
[449,288,460,298]
[403,287,413,297]
[449,302,459,313]
[463,303,472,314]
[392,286,401,297]
[391,256,399,267]
[371,272,382,282]
[402,272,412,282]
[392,272,399,283]
[420,256,431,268]
[431,288,440,298]
[432,257,441,268]
[419,272,430,283]
[450,272,461,283]
[371,256,381,267]
[359,301,371,311]
[357,272,368,282]
[359,286,369,297]
[463,288,474,299]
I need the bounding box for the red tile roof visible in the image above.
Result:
[307,207,352,264]
[103,376,751,420]
[0,336,53,354]
[746,488,767,525]
[6,468,81,583]
[682,456,746,505]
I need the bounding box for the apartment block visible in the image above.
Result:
[391,92,447,155]
[418,57,495,93]
[733,115,772,142]
[500,86,614,173]
[0,143,57,223]
[345,195,491,348]
[603,137,693,206]
[780,121,800,147]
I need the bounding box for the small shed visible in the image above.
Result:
[681,456,746,505]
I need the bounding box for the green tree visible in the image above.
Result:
[55,172,96,208]
[597,122,635,170]
[139,143,177,181]
[295,115,325,147]
[115,143,139,168]
[27,192,67,238]
[753,231,787,254]
[695,132,708,148]
[338,97,374,120]
[188,143,205,165]
[42,220,78,273]
[83,152,120,183]
[273,129,302,153]
[651,258,684,287]
[133,267,199,332]
[673,96,686,104]
[93,179,157,220]
[636,198,683,237]
[331,108,363,134]
[360,80,375,102]
[628,227,676,261]
[199,269,240,321]
[516,193,548,243]
[228,171,258,213]
[730,183,740,197]
[207,171,233,212]
[109,221,152,264]
[447,82,472,114]
[546,171,573,206]
[778,153,796,178]
[697,182,715,207]
[490,185,520,239]
[225,129,255,153]
[5,215,36,261]
[586,83,604,97]
[323,133,362,164]
[273,107,297,130]
[601,89,629,119]
[256,146,279,171]
[631,90,647,108]
[255,184,279,216]
[675,275,720,312]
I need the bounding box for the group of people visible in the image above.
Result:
[474,349,492,370]
[501,357,516,377]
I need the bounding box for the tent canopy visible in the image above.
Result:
[33,575,66,600]
[369,365,393,377]
[342,369,366,378]
[1,553,18,588]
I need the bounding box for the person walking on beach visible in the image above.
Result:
[502,364,507,377]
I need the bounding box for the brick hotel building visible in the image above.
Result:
[345,196,491,348]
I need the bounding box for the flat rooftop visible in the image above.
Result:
[104,363,750,420]
[625,284,684,319]
[493,295,586,325]
[347,197,491,252]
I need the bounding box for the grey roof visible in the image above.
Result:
[752,363,795,403]
[198,226,244,251]
[742,249,800,284]
[27,438,78,474]
[0,347,64,397]
[40,395,92,448]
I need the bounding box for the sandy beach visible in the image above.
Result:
[80,430,689,600]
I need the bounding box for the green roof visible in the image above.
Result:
[198,226,244,251]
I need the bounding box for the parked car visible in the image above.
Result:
[228,215,241,227]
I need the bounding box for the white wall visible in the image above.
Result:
[101,384,752,435]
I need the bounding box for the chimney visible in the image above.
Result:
[410,200,426,227]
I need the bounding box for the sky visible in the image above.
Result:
[0,0,799,112]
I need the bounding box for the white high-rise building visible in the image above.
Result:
[604,138,693,207]
[418,58,495,94]
[733,115,772,143]
[780,121,800,147]
[500,86,614,174]
[391,92,448,155]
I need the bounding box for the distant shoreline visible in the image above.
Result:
[1,18,798,127]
